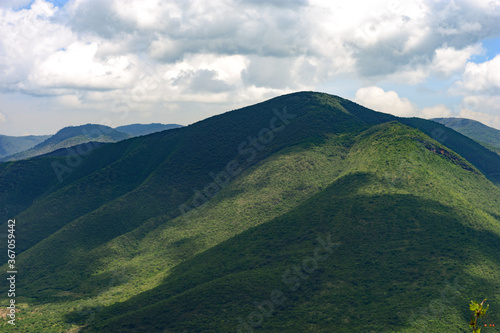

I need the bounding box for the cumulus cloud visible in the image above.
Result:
[242,56,296,89]
[448,55,500,129]
[420,104,453,119]
[346,1,495,80]
[0,112,6,123]
[459,108,500,129]
[0,0,499,134]
[2,0,499,96]
[0,0,72,90]
[174,69,233,93]
[430,44,482,77]
[456,55,500,94]
[355,86,417,117]
[355,87,458,120]
[27,42,137,91]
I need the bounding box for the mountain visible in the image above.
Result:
[432,117,500,155]
[0,92,499,332]
[0,124,130,162]
[0,134,51,159]
[115,123,183,136]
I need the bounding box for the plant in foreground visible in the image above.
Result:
[470,299,495,332]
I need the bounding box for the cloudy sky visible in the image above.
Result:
[0,0,499,135]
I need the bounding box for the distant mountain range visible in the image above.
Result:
[0,123,183,162]
[432,117,500,155]
[0,134,50,159]
[1,92,499,332]
[115,123,183,136]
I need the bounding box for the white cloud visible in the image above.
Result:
[420,104,453,119]
[449,56,500,130]
[2,0,499,96]
[355,87,458,120]
[462,94,500,111]
[27,42,137,90]
[0,0,499,134]
[0,0,75,90]
[459,108,500,129]
[456,55,500,94]
[355,86,417,117]
[431,44,482,77]
[0,112,6,123]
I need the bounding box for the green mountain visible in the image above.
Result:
[0,134,51,159]
[1,92,499,332]
[115,123,183,137]
[433,117,500,155]
[0,124,130,162]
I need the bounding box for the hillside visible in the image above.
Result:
[0,134,51,159]
[0,124,130,162]
[433,117,500,155]
[0,92,499,332]
[78,122,500,333]
[115,123,183,136]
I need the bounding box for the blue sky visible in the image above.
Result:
[0,0,499,135]
[470,37,500,63]
[14,0,69,10]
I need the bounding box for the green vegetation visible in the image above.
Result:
[1,92,499,332]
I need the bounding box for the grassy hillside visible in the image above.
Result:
[0,134,50,159]
[0,92,499,332]
[114,123,183,136]
[0,124,130,162]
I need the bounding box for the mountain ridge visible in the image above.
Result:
[0,123,184,162]
[0,134,51,159]
[432,117,500,155]
[0,124,130,162]
[114,123,183,136]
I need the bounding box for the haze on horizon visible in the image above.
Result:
[0,0,499,136]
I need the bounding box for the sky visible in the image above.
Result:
[0,0,499,136]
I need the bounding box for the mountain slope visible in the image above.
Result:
[115,123,183,136]
[0,92,499,332]
[73,121,500,333]
[433,117,500,154]
[0,124,130,162]
[0,134,50,158]
[67,121,499,333]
